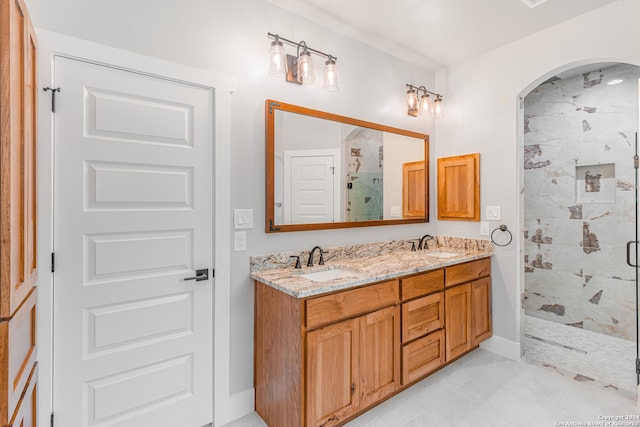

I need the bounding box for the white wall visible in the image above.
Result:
[24,0,437,415]
[435,0,640,346]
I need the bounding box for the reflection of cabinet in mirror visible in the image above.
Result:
[266,100,430,232]
[437,153,480,221]
[402,161,425,218]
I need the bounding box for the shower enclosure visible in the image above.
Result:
[522,63,640,397]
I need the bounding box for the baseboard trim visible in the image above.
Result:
[216,388,255,426]
[480,335,521,360]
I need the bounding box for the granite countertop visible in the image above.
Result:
[250,246,493,299]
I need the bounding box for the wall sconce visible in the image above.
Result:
[268,32,339,91]
[406,84,443,118]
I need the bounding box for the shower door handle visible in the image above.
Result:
[626,241,638,267]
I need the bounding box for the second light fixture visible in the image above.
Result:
[268,32,338,91]
[406,84,443,118]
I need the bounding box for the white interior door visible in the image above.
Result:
[52,56,213,427]
[284,150,341,224]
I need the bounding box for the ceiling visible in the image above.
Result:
[266,0,620,70]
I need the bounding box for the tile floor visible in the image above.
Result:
[525,315,637,397]
[222,349,640,427]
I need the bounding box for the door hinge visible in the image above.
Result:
[636,358,640,375]
[43,87,61,113]
[50,412,54,427]
[51,252,55,273]
[212,269,215,278]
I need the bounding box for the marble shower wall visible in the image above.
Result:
[523,64,640,341]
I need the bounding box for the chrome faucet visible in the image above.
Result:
[307,246,326,267]
[418,234,434,250]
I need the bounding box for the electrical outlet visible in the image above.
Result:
[480,221,490,236]
[486,206,501,221]
[390,206,401,217]
[234,231,247,251]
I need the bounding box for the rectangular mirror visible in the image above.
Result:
[266,99,429,232]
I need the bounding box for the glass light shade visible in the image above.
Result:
[420,94,431,115]
[269,40,287,78]
[323,58,338,91]
[296,51,315,85]
[406,88,419,117]
[433,99,442,118]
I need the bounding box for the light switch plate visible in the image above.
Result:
[486,206,501,221]
[234,209,253,229]
[390,206,401,218]
[234,231,247,251]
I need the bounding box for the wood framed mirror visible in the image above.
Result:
[266,100,429,232]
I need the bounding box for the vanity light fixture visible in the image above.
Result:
[268,32,338,91]
[406,84,443,118]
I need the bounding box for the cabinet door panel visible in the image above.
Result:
[402,160,425,218]
[0,0,38,318]
[471,277,492,346]
[445,284,471,361]
[402,329,444,385]
[437,153,479,221]
[402,292,443,343]
[9,363,36,427]
[359,306,400,408]
[0,288,36,424]
[307,318,359,427]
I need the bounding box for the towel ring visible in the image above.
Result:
[491,224,512,247]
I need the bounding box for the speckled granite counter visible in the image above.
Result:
[250,237,493,298]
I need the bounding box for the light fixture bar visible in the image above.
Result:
[406,84,441,99]
[268,32,336,61]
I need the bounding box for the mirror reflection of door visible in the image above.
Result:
[283,149,341,224]
[402,161,426,218]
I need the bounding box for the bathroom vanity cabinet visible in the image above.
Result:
[254,257,492,427]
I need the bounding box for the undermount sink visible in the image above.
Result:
[424,251,459,258]
[296,267,362,282]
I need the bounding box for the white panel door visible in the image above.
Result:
[284,150,340,224]
[53,56,213,427]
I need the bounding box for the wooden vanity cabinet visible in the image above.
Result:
[444,258,492,362]
[255,280,400,427]
[255,256,492,427]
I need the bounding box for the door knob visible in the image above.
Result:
[184,268,209,282]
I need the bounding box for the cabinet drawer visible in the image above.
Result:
[400,269,444,301]
[402,292,443,343]
[8,363,37,427]
[306,280,399,330]
[445,258,490,288]
[0,288,37,424]
[402,329,444,385]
